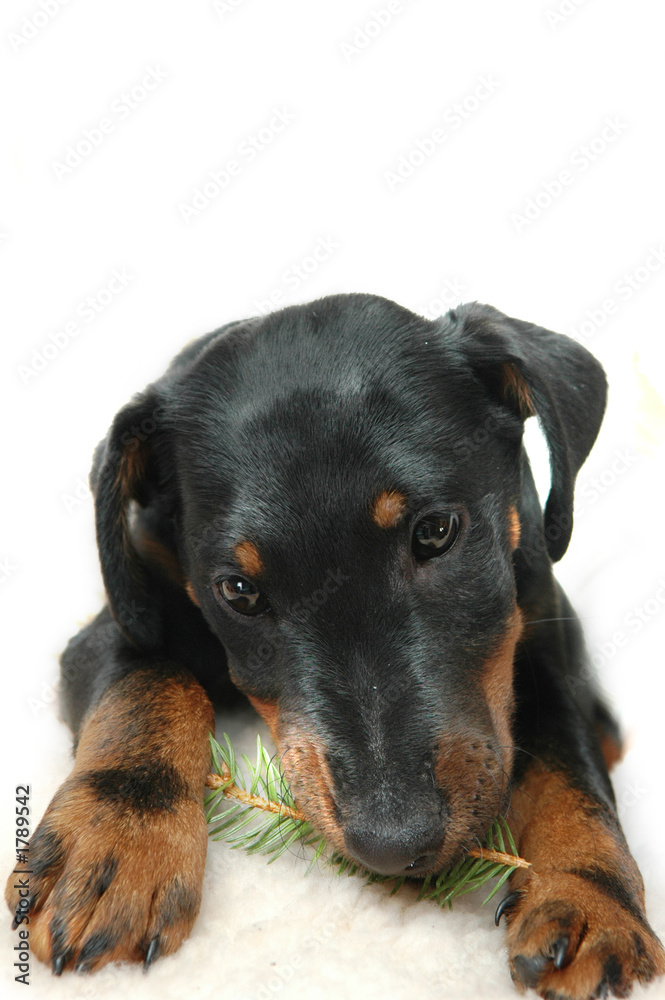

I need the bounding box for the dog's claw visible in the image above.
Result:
[550,935,569,969]
[495,889,522,926]
[52,953,65,976]
[144,935,160,971]
[512,951,551,988]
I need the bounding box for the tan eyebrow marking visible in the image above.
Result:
[371,490,408,529]
[233,539,264,578]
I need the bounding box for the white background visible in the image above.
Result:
[1,1,664,998]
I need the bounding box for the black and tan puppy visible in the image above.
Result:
[7,295,664,997]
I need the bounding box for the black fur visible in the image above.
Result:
[35,293,657,979]
[61,294,619,859]
[83,764,187,815]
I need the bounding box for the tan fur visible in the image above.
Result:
[75,672,214,787]
[243,693,345,851]
[479,608,523,777]
[246,695,281,744]
[133,533,185,586]
[429,609,524,871]
[6,672,214,972]
[277,721,346,853]
[371,490,408,529]
[508,505,521,550]
[503,760,665,996]
[508,763,624,878]
[234,539,264,578]
[502,361,535,419]
[16,788,208,971]
[116,445,146,500]
[600,732,624,770]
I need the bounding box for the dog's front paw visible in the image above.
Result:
[5,766,208,973]
[500,871,665,999]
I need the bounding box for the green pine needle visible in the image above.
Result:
[204,732,528,907]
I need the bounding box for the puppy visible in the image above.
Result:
[7,295,664,997]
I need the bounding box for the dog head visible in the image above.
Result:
[91,294,607,875]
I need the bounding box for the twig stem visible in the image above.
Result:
[205,767,305,822]
[205,770,530,868]
[466,846,531,869]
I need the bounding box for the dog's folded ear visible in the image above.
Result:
[447,302,608,562]
[90,388,170,650]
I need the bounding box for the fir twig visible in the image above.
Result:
[204,732,530,906]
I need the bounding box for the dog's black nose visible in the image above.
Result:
[344,822,444,876]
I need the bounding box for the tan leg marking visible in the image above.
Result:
[501,761,665,997]
[6,672,214,973]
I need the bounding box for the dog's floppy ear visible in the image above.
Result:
[449,302,607,562]
[90,388,169,650]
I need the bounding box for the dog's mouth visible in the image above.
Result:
[276,725,509,880]
[381,852,443,879]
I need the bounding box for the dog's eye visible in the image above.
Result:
[412,513,460,560]
[215,576,268,615]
